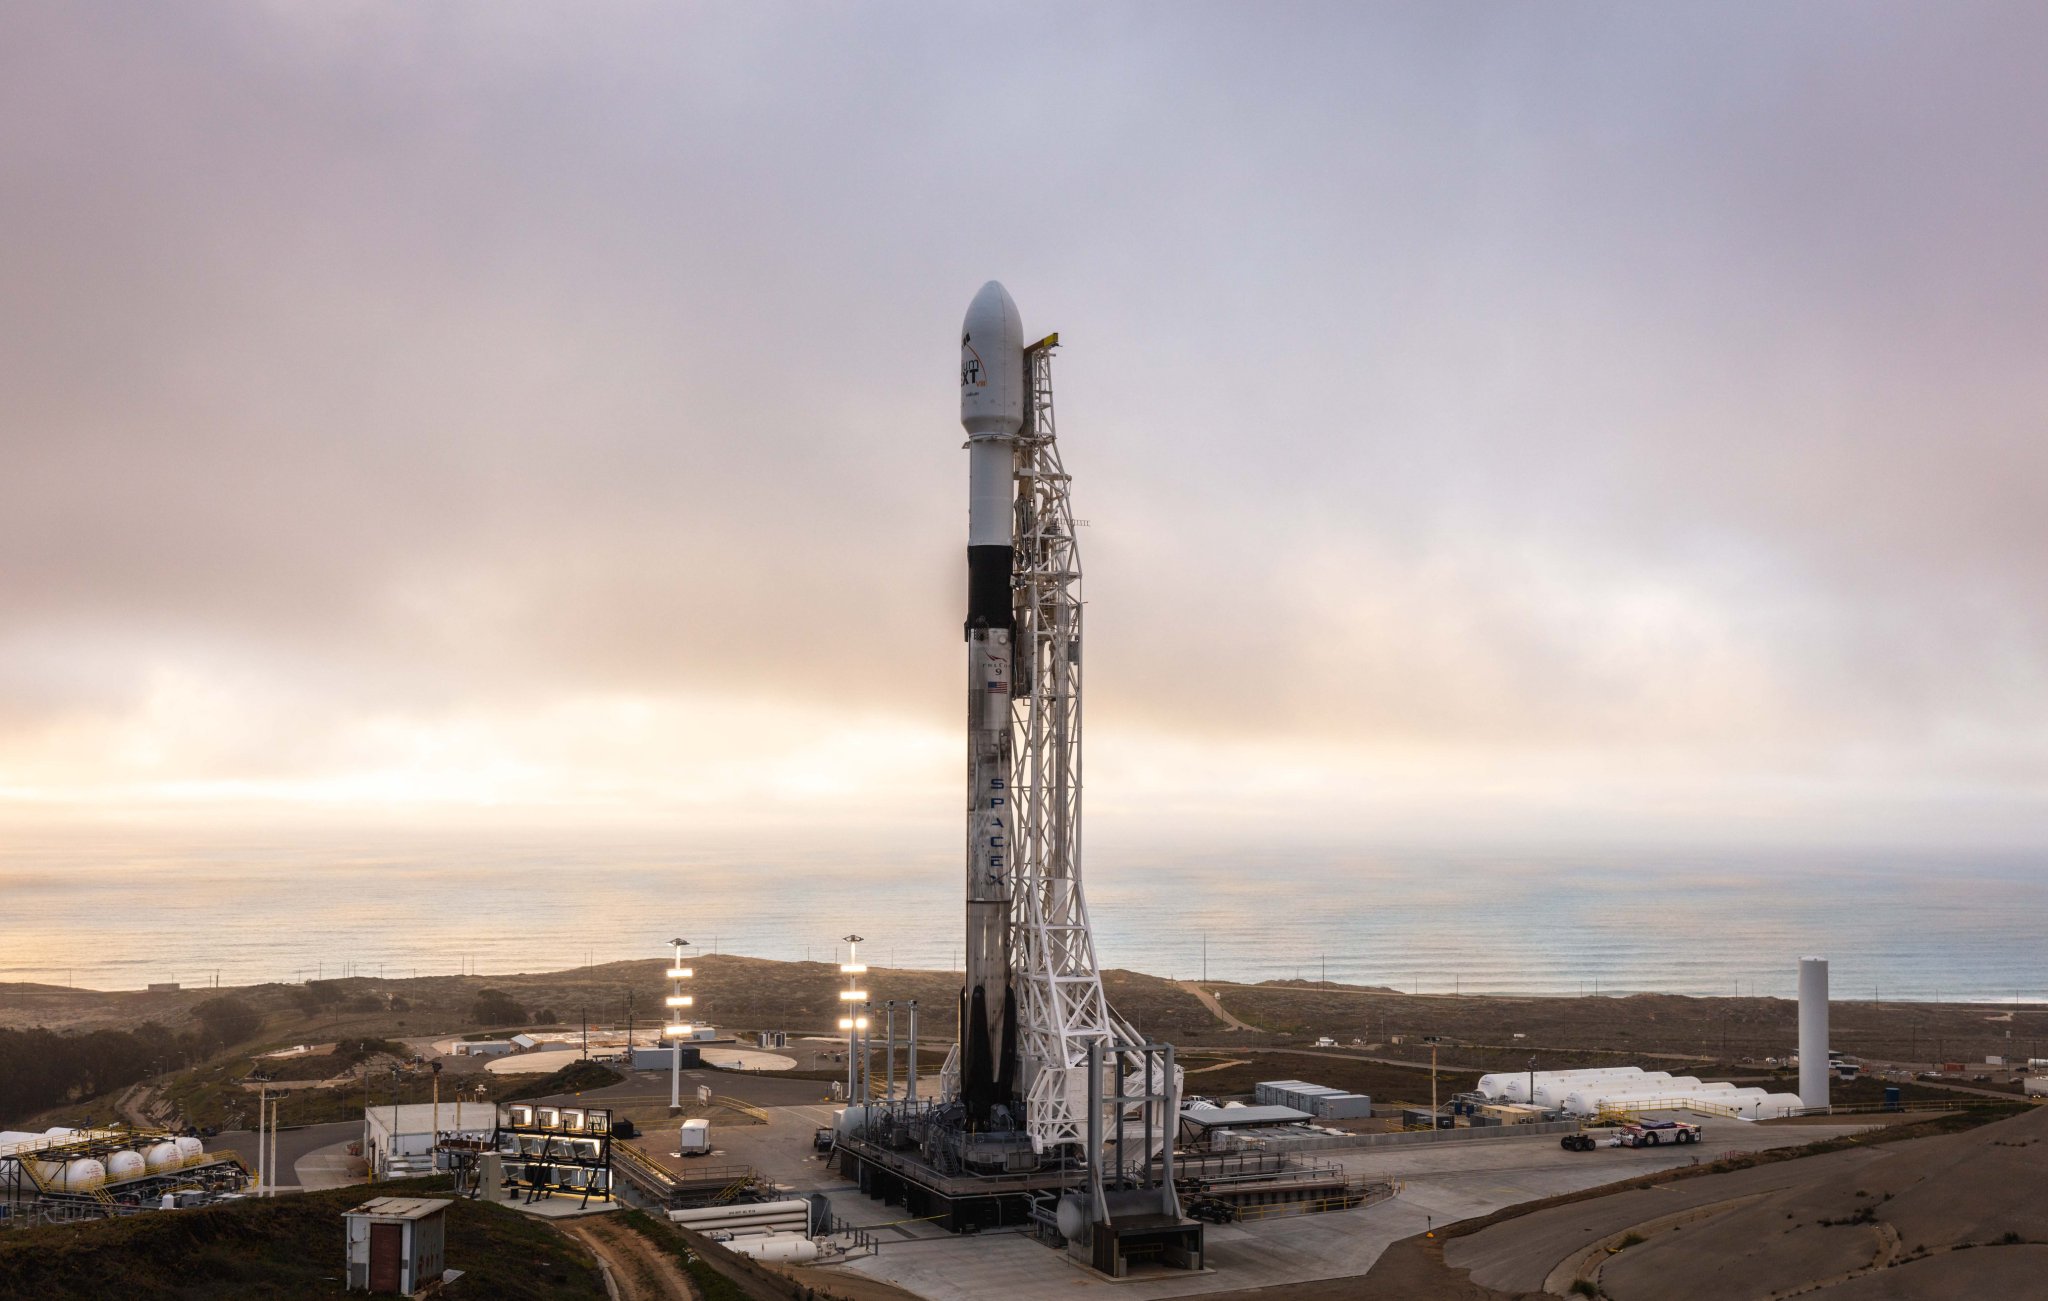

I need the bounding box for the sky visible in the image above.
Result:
[5,2,2048,857]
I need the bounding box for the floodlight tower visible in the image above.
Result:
[665,938,695,1114]
[838,936,870,1100]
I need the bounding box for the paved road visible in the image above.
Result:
[206,1120,361,1191]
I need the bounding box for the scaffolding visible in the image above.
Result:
[1006,333,1159,1156]
[493,1104,614,1208]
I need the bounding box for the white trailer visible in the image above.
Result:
[678,1118,711,1156]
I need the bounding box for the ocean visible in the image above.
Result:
[4,830,2044,1003]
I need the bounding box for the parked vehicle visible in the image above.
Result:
[1560,1132,1599,1152]
[1617,1119,1699,1147]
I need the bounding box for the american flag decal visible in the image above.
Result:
[987,681,1005,693]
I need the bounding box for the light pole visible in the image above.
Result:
[837,936,869,1100]
[665,939,694,1115]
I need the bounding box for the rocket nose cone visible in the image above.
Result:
[962,281,1022,347]
[968,278,1016,319]
[962,281,1025,436]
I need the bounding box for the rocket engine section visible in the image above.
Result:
[960,280,1024,1127]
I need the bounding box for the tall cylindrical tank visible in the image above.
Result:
[105,1149,146,1181]
[1799,957,1830,1110]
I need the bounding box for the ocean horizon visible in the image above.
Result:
[5,829,2044,1005]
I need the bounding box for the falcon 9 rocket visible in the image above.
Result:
[958,279,1024,1126]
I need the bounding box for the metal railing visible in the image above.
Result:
[707,1095,772,1124]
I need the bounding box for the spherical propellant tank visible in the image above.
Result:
[1056,1193,1090,1240]
[105,1149,146,1181]
[144,1142,182,1172]
[61,1158,106,1191]
[174,1136,205,1161]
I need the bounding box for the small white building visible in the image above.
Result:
[344,1196,450,1294]
[510,1033,544,1050]
[454,1040,513,1058]
[364,1102,497,1179]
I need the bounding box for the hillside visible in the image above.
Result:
[0,1177,605,1300]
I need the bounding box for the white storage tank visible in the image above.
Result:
[725,1233,822,1263]
[105,1149,146,1182]
[144,1142,183,1172]
[175,1136,205,1161]
[669,1199,812,1234]
[62,1158,107,1191]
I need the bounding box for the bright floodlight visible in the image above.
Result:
[665,1023,694,1037]
[838,989,868,1001]
[665,995,694,1007]
[838,1017,854,1030]
[665,967,693,978]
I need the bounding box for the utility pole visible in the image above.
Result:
[258,1082,268,1193]
[391,1066,404,1177]
[666,939,694,1116]
[1430,1044,1439,1124]
[363,1067,372,1181]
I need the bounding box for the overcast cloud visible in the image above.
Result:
[4,2,2047,849]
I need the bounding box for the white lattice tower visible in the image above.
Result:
[1005,338,1140,1152]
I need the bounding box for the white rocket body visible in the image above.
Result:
[959,280,1024,1123]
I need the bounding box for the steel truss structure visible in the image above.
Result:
[1006,337,1150,1153]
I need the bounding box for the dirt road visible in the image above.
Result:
[561,1216,700,1301]
[1181,981,1256,1032]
